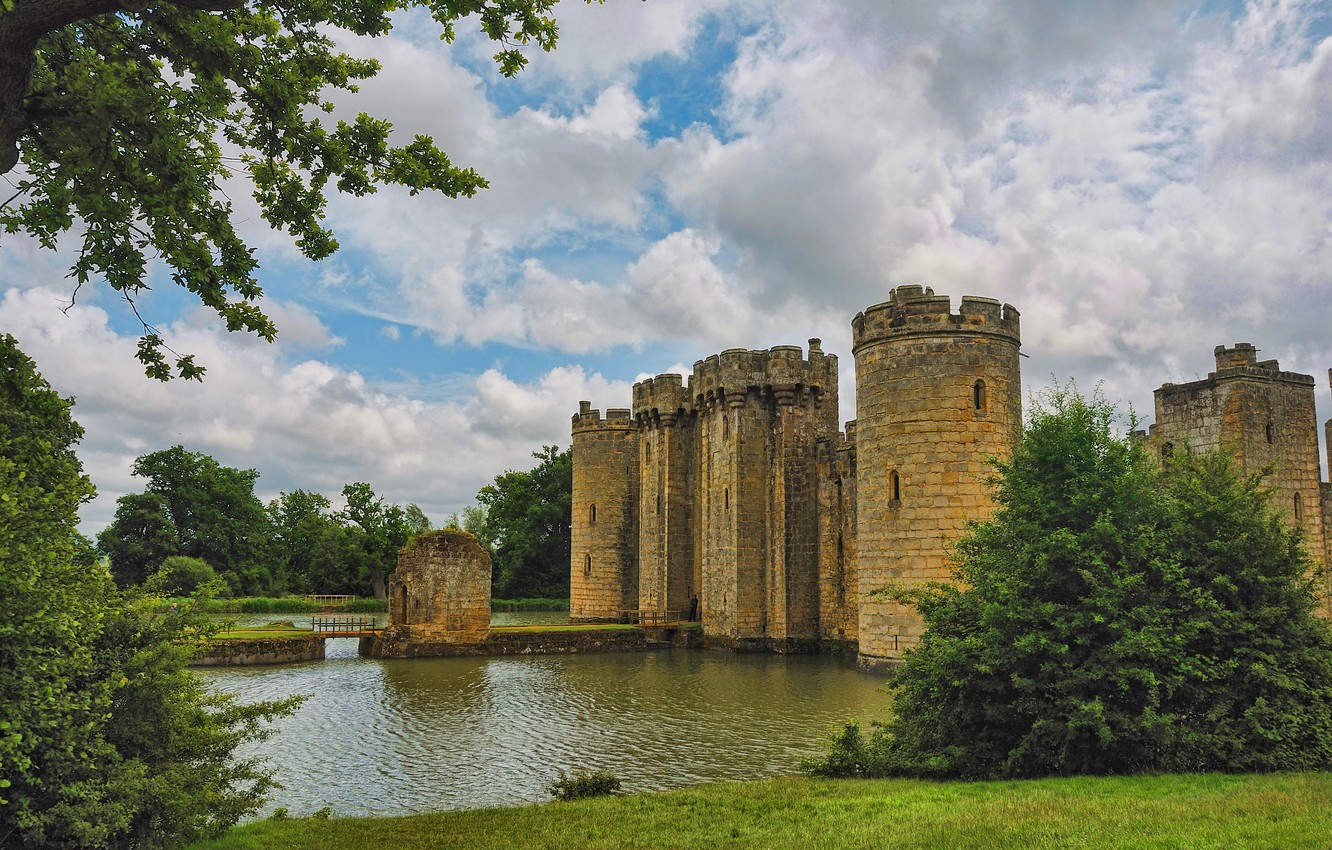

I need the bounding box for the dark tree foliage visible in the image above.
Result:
[477,445,571,598]
[806,386,1332,780]
[129,445,272,593]
[0,334,299,848]
[145,554,218,595]
[99,490,180,586]
[267,488,346,594]
[337,482,429,599]
[0,0,599,380]
[0,332,102,844]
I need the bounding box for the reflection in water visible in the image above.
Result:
[199,648,887,819]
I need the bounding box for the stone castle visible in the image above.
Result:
[569,286,1332,671]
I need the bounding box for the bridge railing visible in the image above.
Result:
[311,615,380,634]
[305,594,356,609]
[617,609,686,626]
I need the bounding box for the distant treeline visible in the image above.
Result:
[97,446,572,602]
[185,596,569,614]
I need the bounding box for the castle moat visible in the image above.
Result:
[198,636,887,818]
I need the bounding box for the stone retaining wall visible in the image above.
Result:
[189,635,326,666]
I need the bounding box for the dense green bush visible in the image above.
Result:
[807,386,1332,780]
[146,555,219,595]
[547,768,623,801]
[0,335,301,848]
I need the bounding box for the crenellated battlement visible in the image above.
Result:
[851,285,1021,353]
[632,373,692,426]
[1158,343,1316,396]
[690,338,837,410]
[571,400,636,434]
[632,340,839,422]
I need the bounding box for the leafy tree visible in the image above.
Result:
[99,490,180,586]
[70,530,102,568]
[806,386,1332,780]
[85,590,302,847]
[339,481,420,599]
[477,445,571,598]
[129,445,272,594]
[0,0,598,379]
[444,504,487,537]
[0,334,299,847]
[145,554,218,595]
[0,332,102,843]
[267,488,349,594]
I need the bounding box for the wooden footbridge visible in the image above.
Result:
[311,615,382,638]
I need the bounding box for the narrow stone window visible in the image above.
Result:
[1162,442,1174,458]
[645,443,651,462]
[584,554,592,576]
[589,503,597,524]
[889,470,901,502]
[724,487,730,511]
[1266,423,1274,444]
[973,379,987,411]
[1294,492,1303,522]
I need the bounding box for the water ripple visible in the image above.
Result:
[198,648,889,818]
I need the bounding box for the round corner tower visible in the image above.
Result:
[570,401,639,622]
[851,285,1022,670]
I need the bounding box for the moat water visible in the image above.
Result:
[198,612,889,818]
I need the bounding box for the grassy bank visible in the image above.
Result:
[189,772,1330,850]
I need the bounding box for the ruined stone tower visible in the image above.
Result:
[372,530,491,657]
[570,402,639,622]
[1151,344,1328,613]
[851,286,1022,670]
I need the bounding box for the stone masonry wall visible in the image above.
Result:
[375,530,490,657]
[1326,368,1332,614]
[570,403,639,622]
[1151,344,1326,584]
[635,374,696,617]
[816,427,858,643]
[689,342,839,646]
[852,287,1022,670]
[572,286,1332,665]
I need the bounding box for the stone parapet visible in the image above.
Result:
[689,340,837,411]
[572,400,635,434]
[633,373,692,425]
[852,285,1020,353]
[190,635,327,666]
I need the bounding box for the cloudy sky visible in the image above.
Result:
[3,0,1331,535]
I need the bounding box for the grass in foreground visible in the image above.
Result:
[188,772,1332,850]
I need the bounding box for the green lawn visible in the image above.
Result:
[213,628,317,642]
[188,772,1332,850]
[211,626,315,640]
